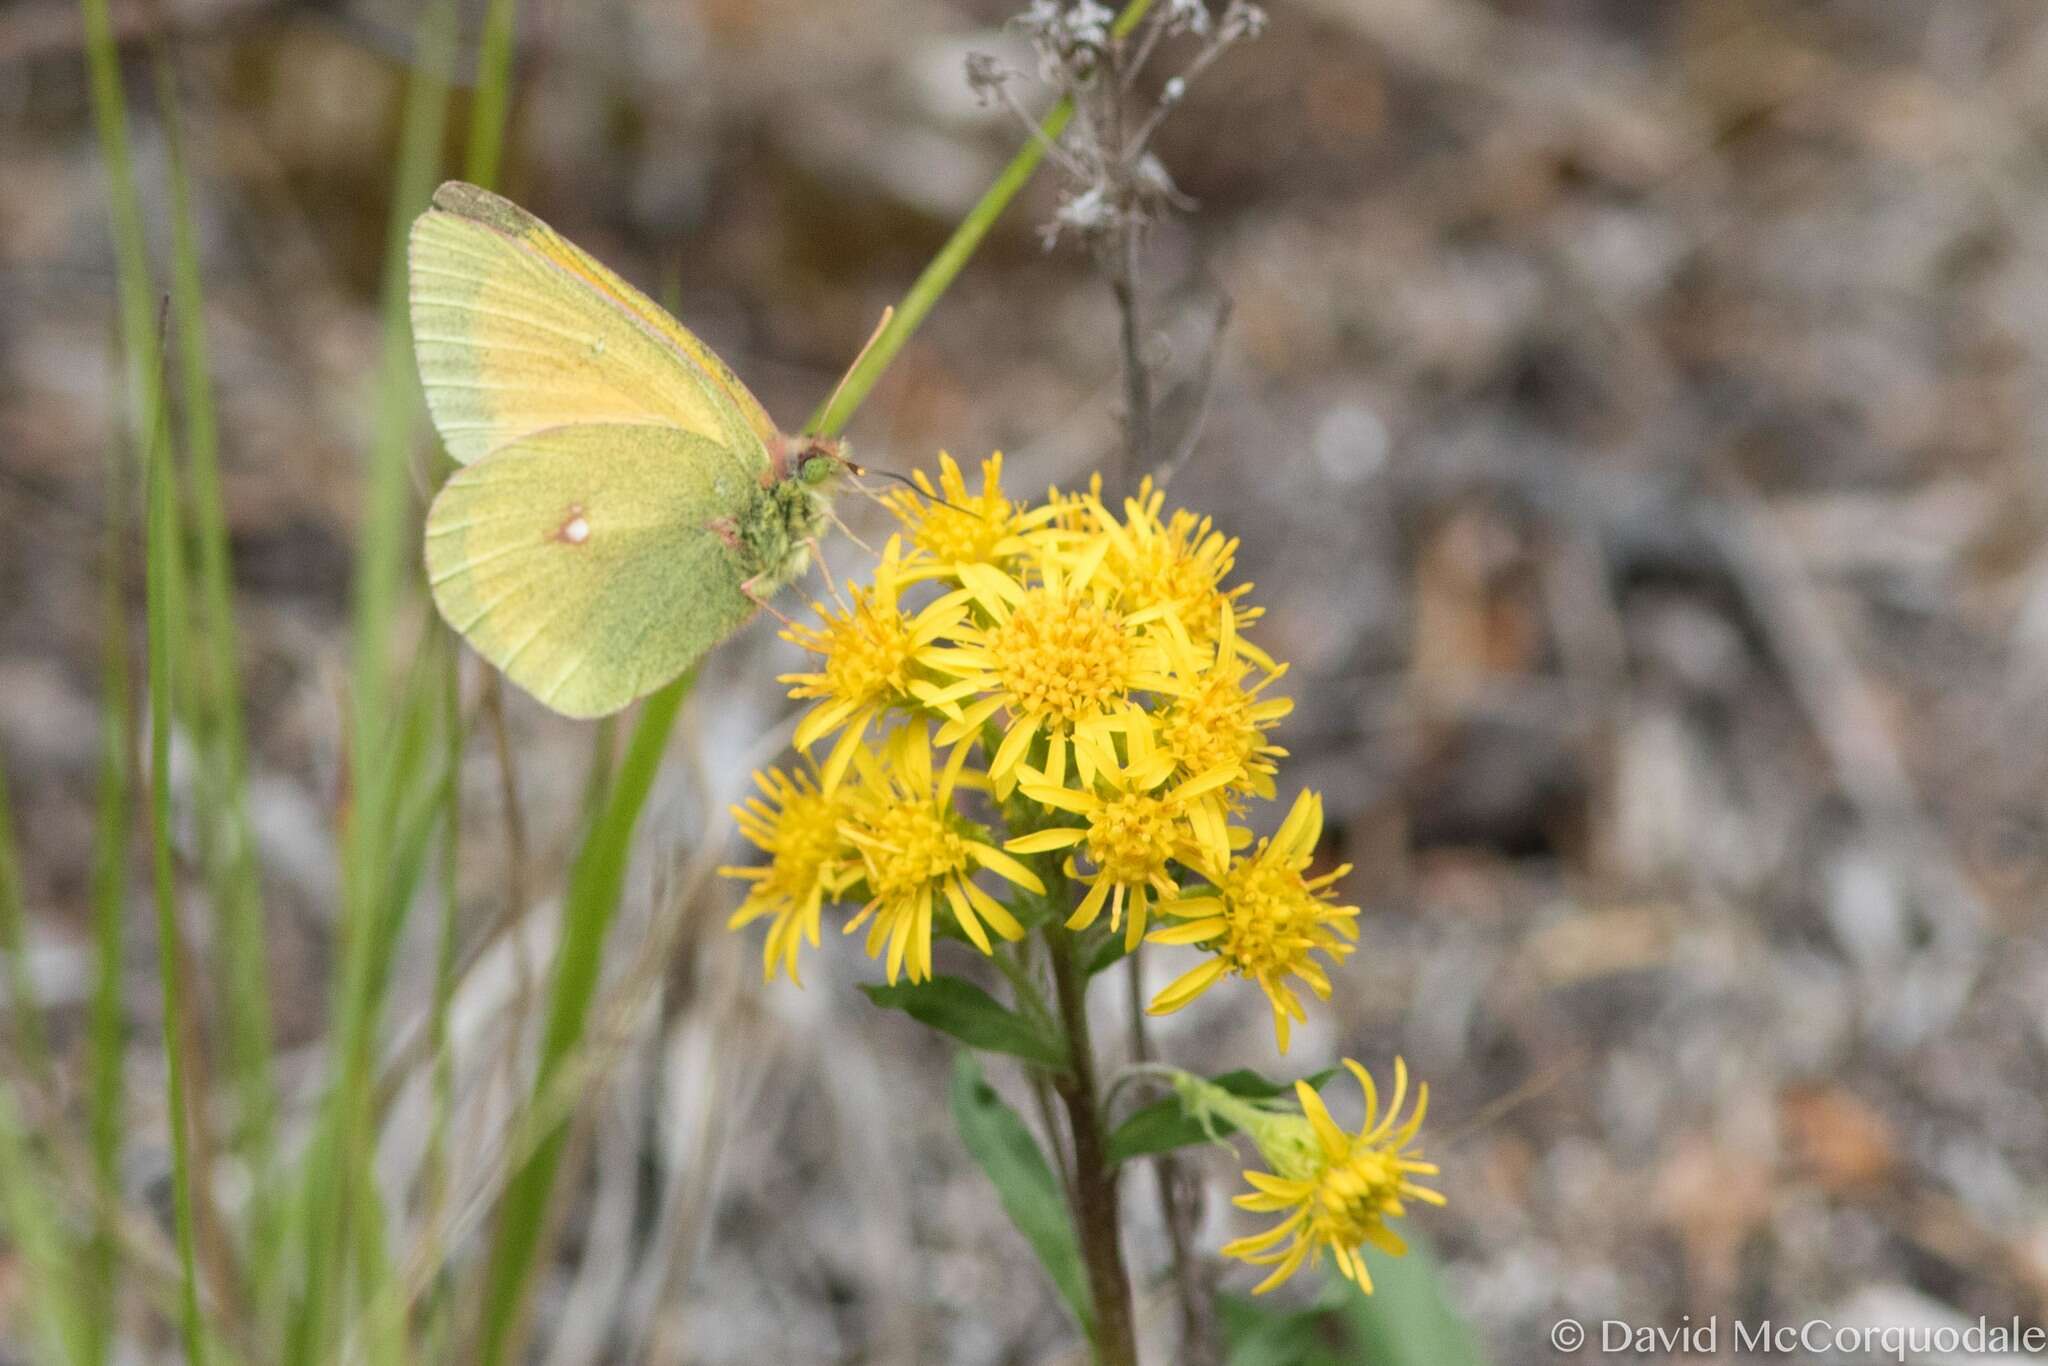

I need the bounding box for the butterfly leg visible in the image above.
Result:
[805,536,853,613]
[821,503,876,556]
[740,575,797,627]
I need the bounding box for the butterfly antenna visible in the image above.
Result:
[815,305,895,433]
[851,465,978,516]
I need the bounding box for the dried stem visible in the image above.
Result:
[1108,223,1153,496]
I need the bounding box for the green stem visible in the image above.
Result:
[463,0,522,191]
[86,402,132,1366]
[157,52,281,1311]
[1050,925,1138,1366]
[147,365,211,1366]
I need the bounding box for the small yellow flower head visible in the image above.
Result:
[921,539,1174,794]
[1220,1058,1444,1294]
[884,451,1051,574]
[838,725,1044,984]
[1046,478,1263,648]
[782,536,967,788]
[1004,723,1235,950]
[720,766,853,985]
[1157,604,1292,801]
[1146,789,1359,1051]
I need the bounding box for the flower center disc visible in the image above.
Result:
[991,591,1132,726]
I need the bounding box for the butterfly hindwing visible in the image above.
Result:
[409,181,778,468]
[424,423,760,717]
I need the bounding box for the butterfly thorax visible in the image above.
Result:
[732,474,830,593]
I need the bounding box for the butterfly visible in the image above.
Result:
[411,180,848,717]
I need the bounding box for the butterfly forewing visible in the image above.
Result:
[424,424,759,717]
[409,181,776,467]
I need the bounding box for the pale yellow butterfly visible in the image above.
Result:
[412,181,848,717]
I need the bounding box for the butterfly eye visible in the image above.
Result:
[799,454,836,486]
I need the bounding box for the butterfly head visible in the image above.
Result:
[777,434,854,490]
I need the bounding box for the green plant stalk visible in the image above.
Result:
[420,647,465,1363]
[78,0,162,453]
[78,8,185,1344]
[1050,923,1139,1366]
[85,402,133,1366]
[0,1079,94,1364]
[289,6,456,1358]
[464,0,522,191]
[809,0,1155,438]
[155,54,282,1312]
[147,383,211,1366]
[0,750,51,1097]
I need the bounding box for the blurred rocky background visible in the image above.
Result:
[7,0,2048,1361]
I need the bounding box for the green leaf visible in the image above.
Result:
[1323,1234,1487,1366]
[949,1053,1091,1332]
[1107,1068,1334,1165]
[862,976,1064,1069]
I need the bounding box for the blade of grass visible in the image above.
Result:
[466,3,1154,1345]
[145,335,212,1366]
[0,1079,95,1364]
[348,633,458,1364]
[463,0,521,192]
[78,0,163,454]
[155,50,281,1319]
[0,750,52,1098]
[287,5,456,1359]
[85,354,135,1366]
[418,646,466,1363]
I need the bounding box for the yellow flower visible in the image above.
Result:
[1003,723,1236,950]
[919,538,1174,794]
[884,451,1052,575]
[1146,789,1358,1051]
[839,725,1044,983]
[1043,478,1263,650]
[720,766,853,985]
[1222,1058,1444,1294]
[1156,604,1292,801]
[781,536,968,789]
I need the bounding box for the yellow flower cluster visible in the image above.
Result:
[721,454,1352,1047]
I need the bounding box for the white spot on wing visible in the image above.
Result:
[553,503,592,546]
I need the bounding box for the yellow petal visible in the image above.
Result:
[1005,827,1086,854]
[965,841,1047,894]
[1067,876,1113,931]
[1147,957,1228,1014]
